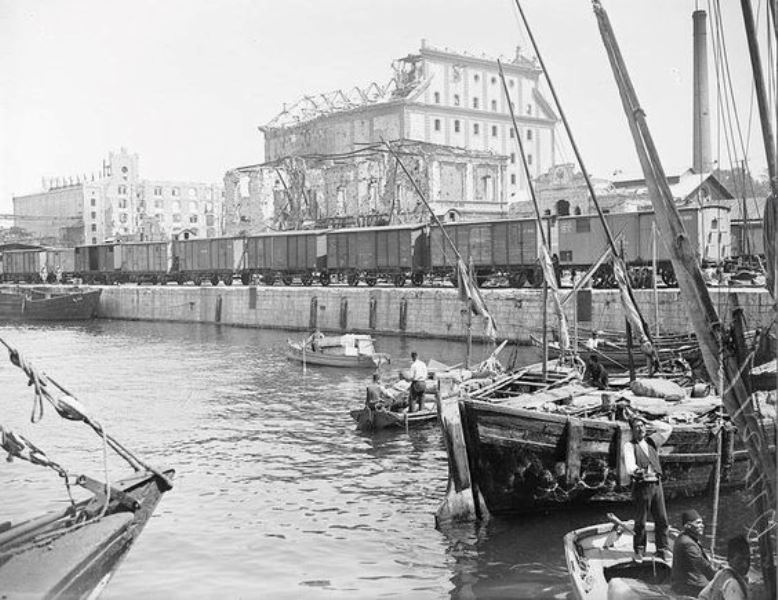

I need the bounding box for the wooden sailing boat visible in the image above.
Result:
[0,337,173,597]
[564,1,777,598]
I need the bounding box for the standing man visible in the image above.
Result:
[622,413,673,562]
[671,509,718,596]
[408,351,428,413]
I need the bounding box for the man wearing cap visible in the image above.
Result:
[672,509,718,596]
[622,412,673,561]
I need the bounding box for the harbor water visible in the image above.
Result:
[0,321,758,599]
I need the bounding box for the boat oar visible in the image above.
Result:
[606,512,635,535]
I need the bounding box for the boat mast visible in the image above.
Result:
[592,0,776,592]
[512,0,658,367]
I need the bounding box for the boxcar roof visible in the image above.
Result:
[326,223,427,234]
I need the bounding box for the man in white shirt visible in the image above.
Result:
[622,413,673,562]
[408,351,428,413]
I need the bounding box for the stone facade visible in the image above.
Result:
[223,141,507,234]
[13,149,224,246]
[260,40,558,210]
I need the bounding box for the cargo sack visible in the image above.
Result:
[630,378,685,401]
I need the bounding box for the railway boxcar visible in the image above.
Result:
[325,224,427,286]
[243,229,327,285]
[118,242,169,283]
[171,237,243,285]
[74,244,121,283]
[429,218,541,286]
[2,249,43,282]
[557,206,731,286]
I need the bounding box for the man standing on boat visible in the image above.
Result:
[408,352,428,413]
[671,509,718,596]
[622,413,673,562]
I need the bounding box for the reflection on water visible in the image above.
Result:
[0,320,755,599]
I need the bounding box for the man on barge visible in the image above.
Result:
[622,413,673,562]
[408,352,428,413]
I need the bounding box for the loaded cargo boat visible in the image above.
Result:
[0,286,101,320]
[448,378,775,516]
[286,331,390,369]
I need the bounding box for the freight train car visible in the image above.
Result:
[170,237,244,285]
[428,218,542,287]
[325,224,428,286]
[0,247,76,283]
[243,229,327,286]
[557,205,731,287]
[75,242,169,283]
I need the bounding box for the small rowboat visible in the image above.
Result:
[564,513,680,600]
[350,405,438,431]
[0,468,174,598]
[286,332,390,369]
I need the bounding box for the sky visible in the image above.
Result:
[0,0,771,215]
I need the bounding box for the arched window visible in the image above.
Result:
[711,218,718,230]
[556,199,570,216]
[574,206,582,216]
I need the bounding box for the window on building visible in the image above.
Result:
[510,174,516,185]
[154,186,162,196]
[473,123,480,135]
[453,94,460,106]
[527,154,533,165]
[118,198,127,209]
[118,185,127,195]
[509,79,515,88]
[434,119,441,132]
[510,153,516,164]
[90,198,96,207]
[472,97,479,109]
[474,73,480,82]
[509,129,515,138]
[205,201,213,213]
[491,76,497,85]
[91,211,96,220]
[481,175,494,202]
[526,104,533,115]
[491,125,498,137]
[491,99,497,111]
[206,214,215,226]
[711,218,718,230]
[556,199,570,216]
[454,120,460,133]
[92,237,97,244]
[574,206,582,215]
[172,213,181,223]
[171,187,180,197]
[434,91,440,104]
[119,213,128,223]
[91,224,97,232]
[189,214,198,224]
[527,129,533,141]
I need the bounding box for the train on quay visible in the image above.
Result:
[0,205,735,288]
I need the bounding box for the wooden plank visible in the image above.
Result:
[565,418,584,486]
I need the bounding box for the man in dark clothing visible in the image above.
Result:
[671,509,718,596]
[584,354,608,389]
[621,413,673,561]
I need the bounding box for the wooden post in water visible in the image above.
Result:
[542,281,548,380]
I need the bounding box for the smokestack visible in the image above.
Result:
[692,10,712,173]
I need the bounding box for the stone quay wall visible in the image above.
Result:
[93,285,775,343]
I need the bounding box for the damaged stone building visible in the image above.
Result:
[223,40,557,232]
[224,141,507,234]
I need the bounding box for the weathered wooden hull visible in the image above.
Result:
[0,289,102,320]
[460,398,775,516]
[350,406,437,431]
[0,468,173,599]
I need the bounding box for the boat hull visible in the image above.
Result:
[0,468,173,599]
[286,347,379,368]
[0,288,102,320]
[350,406,437,431]
[460,398,775,516]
